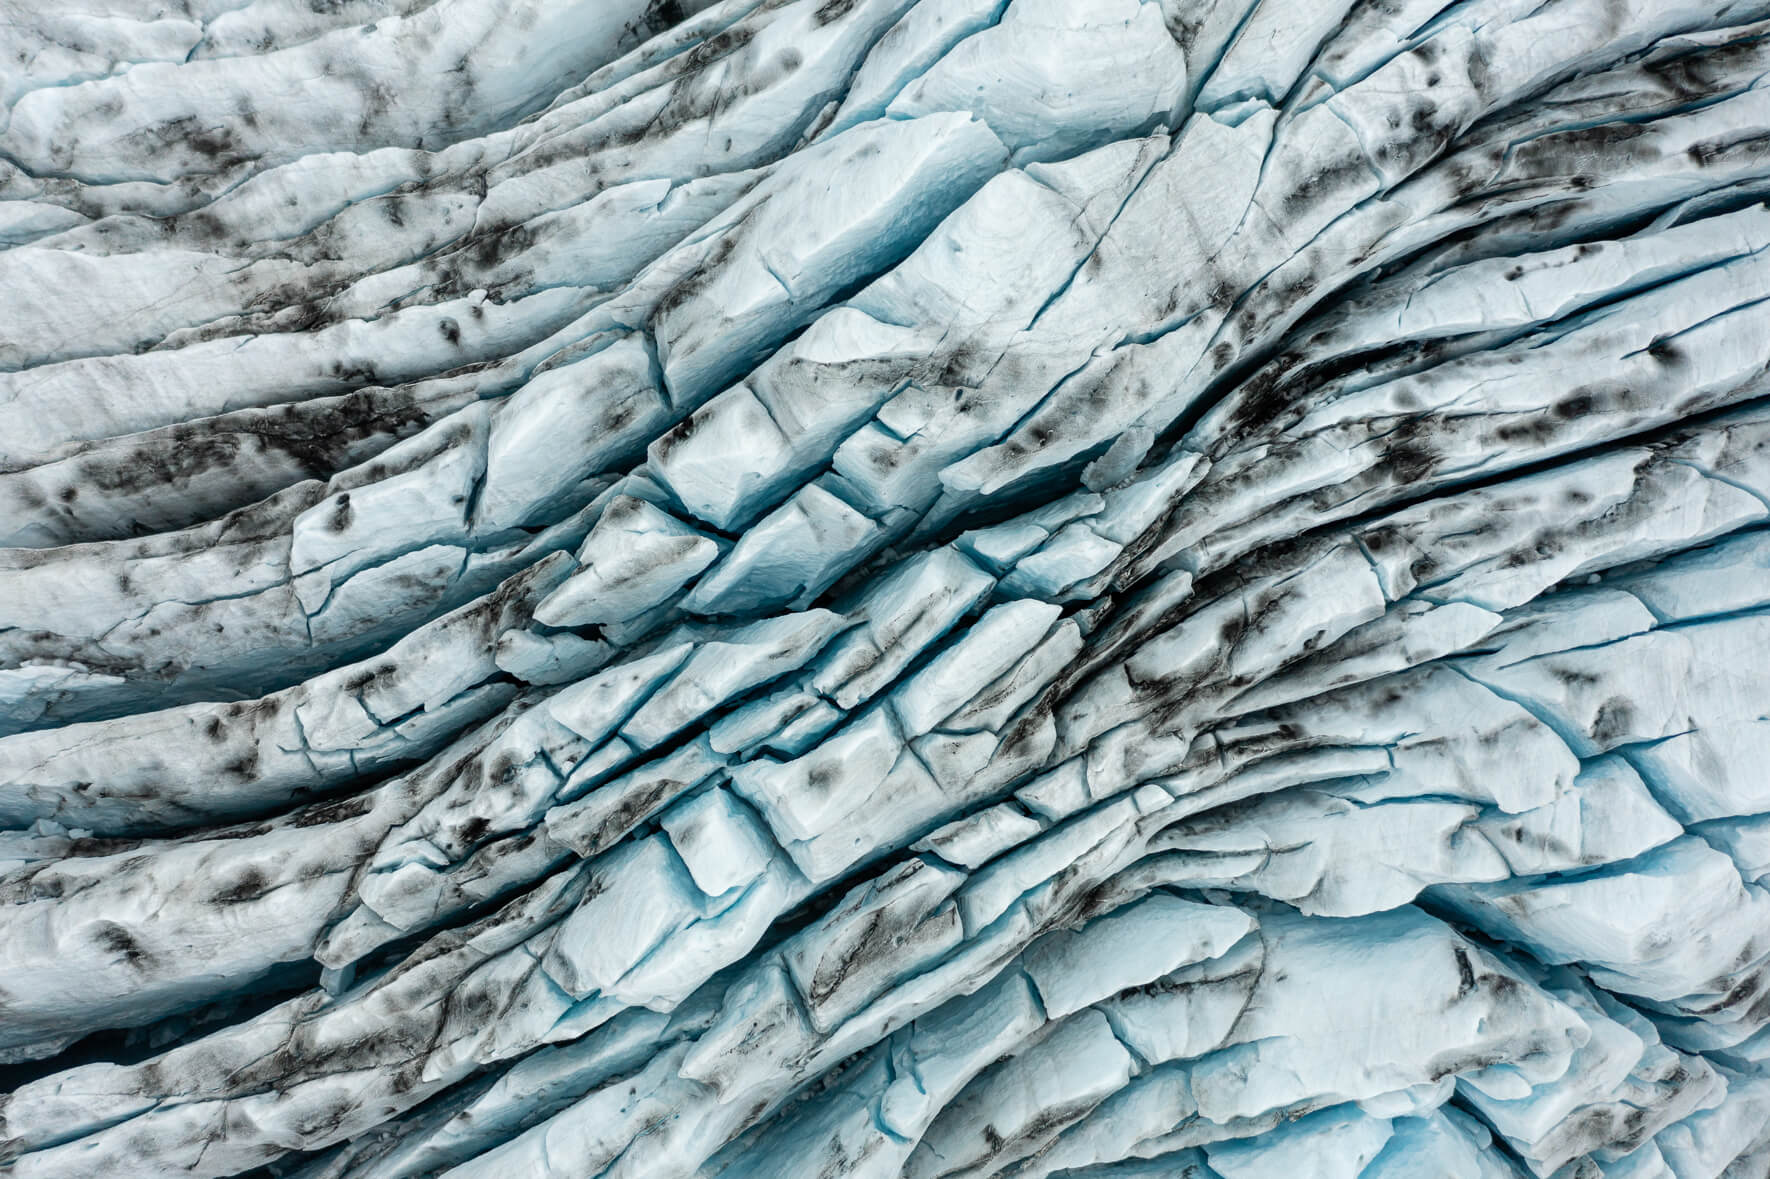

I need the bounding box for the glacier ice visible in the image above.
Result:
[5,0,1770,1176]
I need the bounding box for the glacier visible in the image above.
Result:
[3,0,1770,1176]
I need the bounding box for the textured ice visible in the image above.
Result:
[4,0,1770,1176]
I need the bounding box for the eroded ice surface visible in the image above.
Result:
[3,0,1770,1176]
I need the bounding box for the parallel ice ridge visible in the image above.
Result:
[3,0,1770,1175]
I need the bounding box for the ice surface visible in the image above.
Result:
[4,0,1770,1176]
